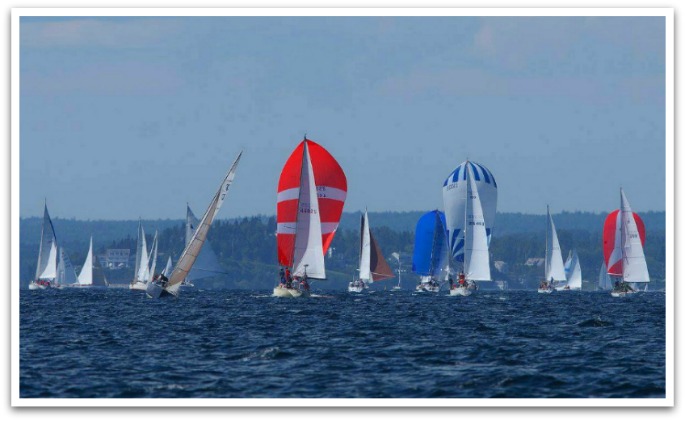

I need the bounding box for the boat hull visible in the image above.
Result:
[272,285,310,298]
[611,290,636,298]
[391,286,402,291]
[416,284,440,293]
[348,285,364,293]
[537,288,554,294]
[129,281,148,291]
[28,282,48,290]
[145,281,176,299]
[450,287,472,296]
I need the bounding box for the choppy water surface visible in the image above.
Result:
[20,289,665,399]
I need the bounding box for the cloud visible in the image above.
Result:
[21,18,182,49]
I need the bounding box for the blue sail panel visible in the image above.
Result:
[412,210,447,276]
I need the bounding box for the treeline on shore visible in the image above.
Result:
[19,211,666,290]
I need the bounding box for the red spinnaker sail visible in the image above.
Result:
[277,139,347,268]
[602,209,646,275]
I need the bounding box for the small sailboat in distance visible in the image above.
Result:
[390,252,404,291]
[146,151,243,298]
[129,220,150,291]
[348,209,394,293]
[275,137,347,297]
[538,206,565,293]
[71,236,109,288]
[558,249,582,291]
[603,188,649,297]
[29,201,58,290]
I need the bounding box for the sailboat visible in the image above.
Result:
[29,202,58,290]
[129,220,150,291]
[598,262,612,291]
[390,252,404,291]
[603,188,649,298]
[181,205,224,288]
[275,138,347,298]
[538,206,566,293]
[412,210,449,293]
[348,210,394,293]
[443,161,491,296]
[71,236,109,288]
[146,151,242,299]
[558,249,582,291]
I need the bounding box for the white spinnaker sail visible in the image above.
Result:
[291,142,325,279]
[162,256,173,277]
[185,205,224,281]
[78,236,94,285]
[358,210,372,281]
[620,189,650,283]
[57,247,78,286]
[545,206,567,282]
[564,249,582,290]
[147,231,159,282]
[464,164,491,281]
[166,151,242,293]
[36,203,58,280]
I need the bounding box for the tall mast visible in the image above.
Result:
[288,137,308,272]
[545,205,549,281]
[463,161,469,274]
[620,188,625,283]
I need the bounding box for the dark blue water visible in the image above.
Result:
[20,289,665,398]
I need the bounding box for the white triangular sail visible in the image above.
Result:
[620,189,650,283]
[133,221,150,283]
[291,142,325,279]
[166,151,242,294]
[162,256,173,277]
[147,231,159,282]
[185,205,224,281]
[77,236,94,285]
[463,164,491,281]
[358,210,372,281]
[545,206,566,282]
[36,203,58,281]
[563,249,582,290]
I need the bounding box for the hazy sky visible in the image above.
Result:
[19,15,666,220]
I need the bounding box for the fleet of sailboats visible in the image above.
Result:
[348,210,394,293]
[25,145,656,298]
[274,138,347,298]
[602,188,650,298]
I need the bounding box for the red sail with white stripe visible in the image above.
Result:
[602,196,646,276]
[277,138,347,271]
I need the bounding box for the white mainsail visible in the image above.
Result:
[77,236,94,285]
[291,142,325,279]
[36,203,58,281]
[133,221,150,283]
[620,189,650,284]
[358,210,372,281]
[165,151,242,294]
[185,205,224,281]
[463,163,491,281]
[563,249,582,290]
[545,206,566,282]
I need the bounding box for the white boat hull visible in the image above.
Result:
[450,287,472,296]
[391,286,402,291]
[145,281,176,299]
[272,285,310,298]
[416,284,440,293]
[611,290,636,298]
[537,288,554,294]
[28,281,48,290]
[129,281,147,291]
[348,285,364,293]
